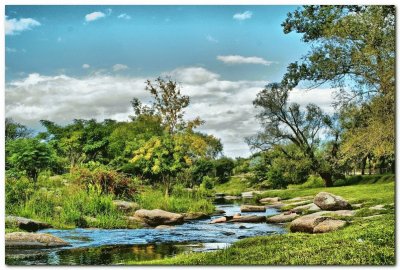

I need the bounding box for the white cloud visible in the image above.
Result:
[85,11,106,22]
[217,55,273,66]
[5,68,335,158]
[112,64,129,72]
[82,64,90,69]
[5,16,41,35]
[118,13,131,20]
[233,11,253,21]
[206,35,218,43]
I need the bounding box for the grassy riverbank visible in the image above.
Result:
[132,175,395,265]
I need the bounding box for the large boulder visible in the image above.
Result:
[6,216,52,232]
[133,209,184,226]
[313,192,352,210]
[267,212,298,223]
[259,197,281,204]
[240,205,266,212]
[229,215,266,223]
[112,200,139,213]
[290,215,329,233]
[5,232,69,248]
[313,219,347,233]
[182,212,210,221]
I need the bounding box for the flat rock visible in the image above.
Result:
[241,192,254,199]
[210,216,233,224]
[155,225,175,229]
[352,203,363,209]
[240,205,266,212]
[265,203,286,209]
[267,213,299,223]
[5,232,69,248]
[224,195,241,200]
[134,209,184,226]
[290,215,330,233]
[6,216,52,232]
[112,200,139,213]
[259,197,281,204]
[369,205,385,210]
[313,219,347,233]
[363,215,384,220]
[182,212,210,221]
[286,196,313,202]
[313,192,352,210]
[291,203,321,213]
[229,215,266,223]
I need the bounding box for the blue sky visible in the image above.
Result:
[5,5,336,157]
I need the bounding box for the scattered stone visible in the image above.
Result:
[222,231,235,236]
[126,216,149,227]
[5,232,70,248]
[5,216,52,232]
[369,205,386,210]
[182,212,210,221]
[241,192,254,199]
[134,209,184,226]
[290,215,329,233]
[352,203,363,209]
[313,192,352,210]
[266,213,298,223]
[224,195,241,200]
[363,215,383,220]
[265,203,286,209]
[331,210,356,217]
[285,200,313,207]
[291,203,320,213]
[286,196,313,202]
[259,197,281,204]
[240,205,266,212]
[229,215,266,223]
[233,213,242,218]
[238,225,247,229]
[112,200,139,213]
[313,219,347,233]
[210,216,233,224]
[155,225,175,229]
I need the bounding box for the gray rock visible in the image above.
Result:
[210,216,233,224]
[313,192,352,210]
[369,205,385,210]
[266,213,298,223]
[240,205,266,212]
[133,209,184,226]
[313,219,347,233]
[290,215,330,233]
[241,192,254,199]
[224,195,241,201]
[229,215,266,223]
[155,225,175,229]
[259,197,281,204]
[6,216,52,232]
[291,203,320,213]
[5,232,69,248]
[183,212,210,221]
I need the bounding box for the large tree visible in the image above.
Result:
[281,5,395,170]
[248,83,338,187]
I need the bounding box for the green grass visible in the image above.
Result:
[130,174,395,265]
[138,215,394,265]
[213,174,253,195]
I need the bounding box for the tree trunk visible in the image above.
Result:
[361,156,367,175]
[319,172,334,187]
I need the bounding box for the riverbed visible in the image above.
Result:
[5,204,286,265]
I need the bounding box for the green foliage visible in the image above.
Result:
[288,175,325,189]
[214,175,251,196]
[137,187,215,214]
[5,176,35,213]
[200,176,215,190]
[6,138,56,181]
[70,164,137,199]
[5,118,31,141]
[214,157,235,184]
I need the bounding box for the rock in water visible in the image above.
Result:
[5,216,52,232]
[133,209,184,226]
[228,215,266,223]
[313,192,352,210]
[240,205,266,212]
[183,212,210,221]
[313,219,347,233]
[266,213,298,223]
[5,232,70,248]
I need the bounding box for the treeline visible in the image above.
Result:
[5,78,235,196]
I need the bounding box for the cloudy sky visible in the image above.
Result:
[5,5,336,157]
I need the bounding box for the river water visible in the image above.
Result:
[6,204,286,265]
